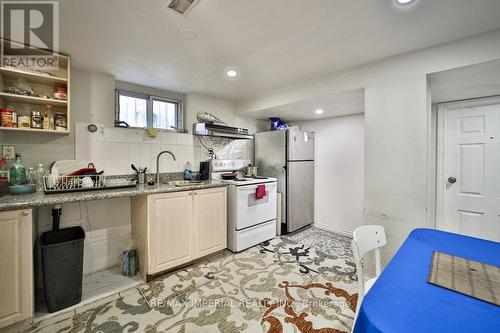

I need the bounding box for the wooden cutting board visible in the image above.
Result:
[427,251,500,306]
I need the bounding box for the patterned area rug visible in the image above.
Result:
[283,226,353,261]
[30,234,358,333]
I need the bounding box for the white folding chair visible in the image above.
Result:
[351,225,386,332]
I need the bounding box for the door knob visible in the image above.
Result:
[448,177,457,184]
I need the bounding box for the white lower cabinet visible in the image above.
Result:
[0,209,33,330]
[193,188,227,258]
[149,190,194,274]
[132,187,227,279]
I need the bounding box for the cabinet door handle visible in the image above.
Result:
[22,211,30,216]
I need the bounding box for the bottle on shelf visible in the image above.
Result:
[43,105,54,130]
[9,153,27,185]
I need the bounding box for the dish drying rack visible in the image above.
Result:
[44,174,106,194]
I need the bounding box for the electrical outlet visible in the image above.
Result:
[2,145,15,160]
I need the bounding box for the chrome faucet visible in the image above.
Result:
[156,151,176,184]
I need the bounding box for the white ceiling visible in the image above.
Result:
[429,59,500,104]
[248,89,364,121]
[59,0,500,101]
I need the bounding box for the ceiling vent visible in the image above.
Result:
[165,0,200,15]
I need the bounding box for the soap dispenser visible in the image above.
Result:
[183,161,192,180]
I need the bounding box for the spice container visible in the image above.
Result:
[1,107,17,127]
[42,105,54,130]
[53,85,67,100]
[31,111,43,129]
[17,115,31,128]
[54,112,67,131]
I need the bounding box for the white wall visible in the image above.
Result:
[186,93,266,134]
[238,29,500,266]
[298,114,364,236]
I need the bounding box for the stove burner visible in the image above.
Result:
[233,178,250,182]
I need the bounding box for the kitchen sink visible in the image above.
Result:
[166,180,209,187]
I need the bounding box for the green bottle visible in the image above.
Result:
[9,153,27,185]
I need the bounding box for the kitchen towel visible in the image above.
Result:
[256,184,266,199]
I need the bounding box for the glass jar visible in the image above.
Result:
[0,107,17,128]
[27,167,36,185]
[31,111,42,129]
[36,164,45,191]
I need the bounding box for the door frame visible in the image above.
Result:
[435,96,500,229]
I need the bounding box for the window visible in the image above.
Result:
[115,90,182,131]
[152,98,179,130]
[117,92,148,128]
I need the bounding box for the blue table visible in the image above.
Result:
[353,228,500,333]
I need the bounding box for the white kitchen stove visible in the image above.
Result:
[210,159,277,252]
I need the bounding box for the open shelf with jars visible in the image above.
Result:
[0,39,70,135]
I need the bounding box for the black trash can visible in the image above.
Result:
[41,226,85,313]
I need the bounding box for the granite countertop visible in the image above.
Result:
[0,181,227,211]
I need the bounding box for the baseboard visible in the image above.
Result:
[313,223,353,237]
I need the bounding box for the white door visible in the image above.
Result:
[438,102,500,242]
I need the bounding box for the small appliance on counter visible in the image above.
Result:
[199,161,210,180]
[210,159,277,252]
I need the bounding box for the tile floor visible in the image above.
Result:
[34,266,142,322]
[29,229,357,332]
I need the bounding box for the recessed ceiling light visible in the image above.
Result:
[396,0,415,4]
[315,109,324,115]
[226,70,238,78]
[224,68,239,80]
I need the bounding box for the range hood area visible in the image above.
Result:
[193,122,253,139]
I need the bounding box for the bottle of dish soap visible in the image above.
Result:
[183,161,192,180]
[9,153,27,185]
